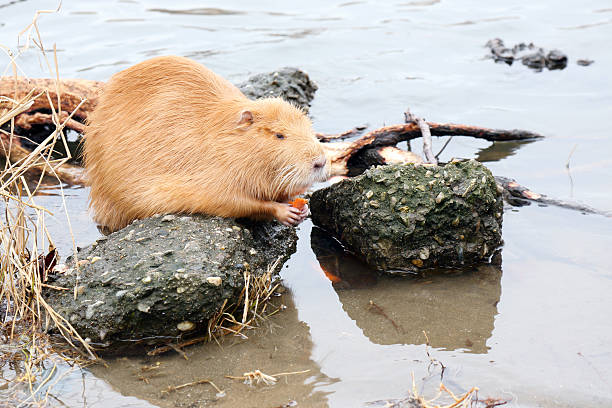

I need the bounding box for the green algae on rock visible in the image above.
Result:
[310,160,503,274]
[43,215,296,352]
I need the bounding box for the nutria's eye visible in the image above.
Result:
[275,133,285,140]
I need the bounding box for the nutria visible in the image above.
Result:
[83,56,328,232]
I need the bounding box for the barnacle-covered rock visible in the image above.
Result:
[310,160,503,274]
[43,216,296,352]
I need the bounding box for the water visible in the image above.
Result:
[2,0,612,406]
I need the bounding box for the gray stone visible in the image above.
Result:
[44,216,296,352]
[310,160,503,274]
[238,67,318,112]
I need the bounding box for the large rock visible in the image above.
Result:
[238,67,318,111]
[310,160,503,274]
[44,216,296,351]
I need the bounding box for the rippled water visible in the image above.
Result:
[2,0,612,407]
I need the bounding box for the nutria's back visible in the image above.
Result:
[84,56,328,232]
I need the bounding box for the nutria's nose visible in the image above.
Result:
[313,156,326,170]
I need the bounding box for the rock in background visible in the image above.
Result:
[485,38,570,71]
[310,160,503,274]
[238,67,318,112]
[44,216,296,351]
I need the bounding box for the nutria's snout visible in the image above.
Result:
[313,156,326,170]
[312,154,329,182]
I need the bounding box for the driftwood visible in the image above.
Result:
[0,131,86,185]
[315,124,368,142]
[15,111,86,134]
[0,77,98,184]
[0,77,103,119]
[1,76,542,179]
[404,109,437,165]
[7,76,604,219]
[321,122,542,176]
[495,176,611,217]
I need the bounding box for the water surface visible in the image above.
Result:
[1,0,611,406]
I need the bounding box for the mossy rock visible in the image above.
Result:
[310,160,503,274]
[44,215,296,353]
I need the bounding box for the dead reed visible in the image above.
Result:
[1,4,95,406]
[209,257,284,342]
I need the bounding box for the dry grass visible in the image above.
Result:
[414,379,478,408]
[1,4,95,406]
[209,257,284,341]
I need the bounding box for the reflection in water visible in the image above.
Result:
[560,19,612,30]
[311,226,378,289]
[268,28,326,39]
[90,292,337,408]
[475,139,536,163]
[311,227,501,353]
[148,8,245,16]
[398,0,441,6]
[76,60,132,73]
[446,16,520,26]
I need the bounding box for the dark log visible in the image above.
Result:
[0,77,103,120]
[427,123,543,141]
[346,146,422,177]
[1,77,544,188]
[350,123,543,152]
[15,111,86,133]
[495,176,611,217]
[0,132,86,185]
[315,124,368,142]
[323,122,541,176]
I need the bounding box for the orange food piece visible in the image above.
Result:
[289,197,308,210]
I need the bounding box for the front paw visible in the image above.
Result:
[274,203,307,226]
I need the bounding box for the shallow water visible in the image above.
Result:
[2,0,612,406]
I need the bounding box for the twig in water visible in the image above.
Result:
[565,143,578,169]
[435,136,454,159]
[473,396,510,407]
[367,300,403,333]
[161,378,224,396]
[226,369,310,386]
[423,331,446,381]
[168,344,188,360]
[404,109,437,165]
[407,372,479,408]
[136,362,163,384]
[565,143,577,198]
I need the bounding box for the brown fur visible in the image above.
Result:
[83,56,328,232]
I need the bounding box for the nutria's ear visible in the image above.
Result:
[237,110,254,127]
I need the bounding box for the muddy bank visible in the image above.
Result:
[310,160,503,274]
